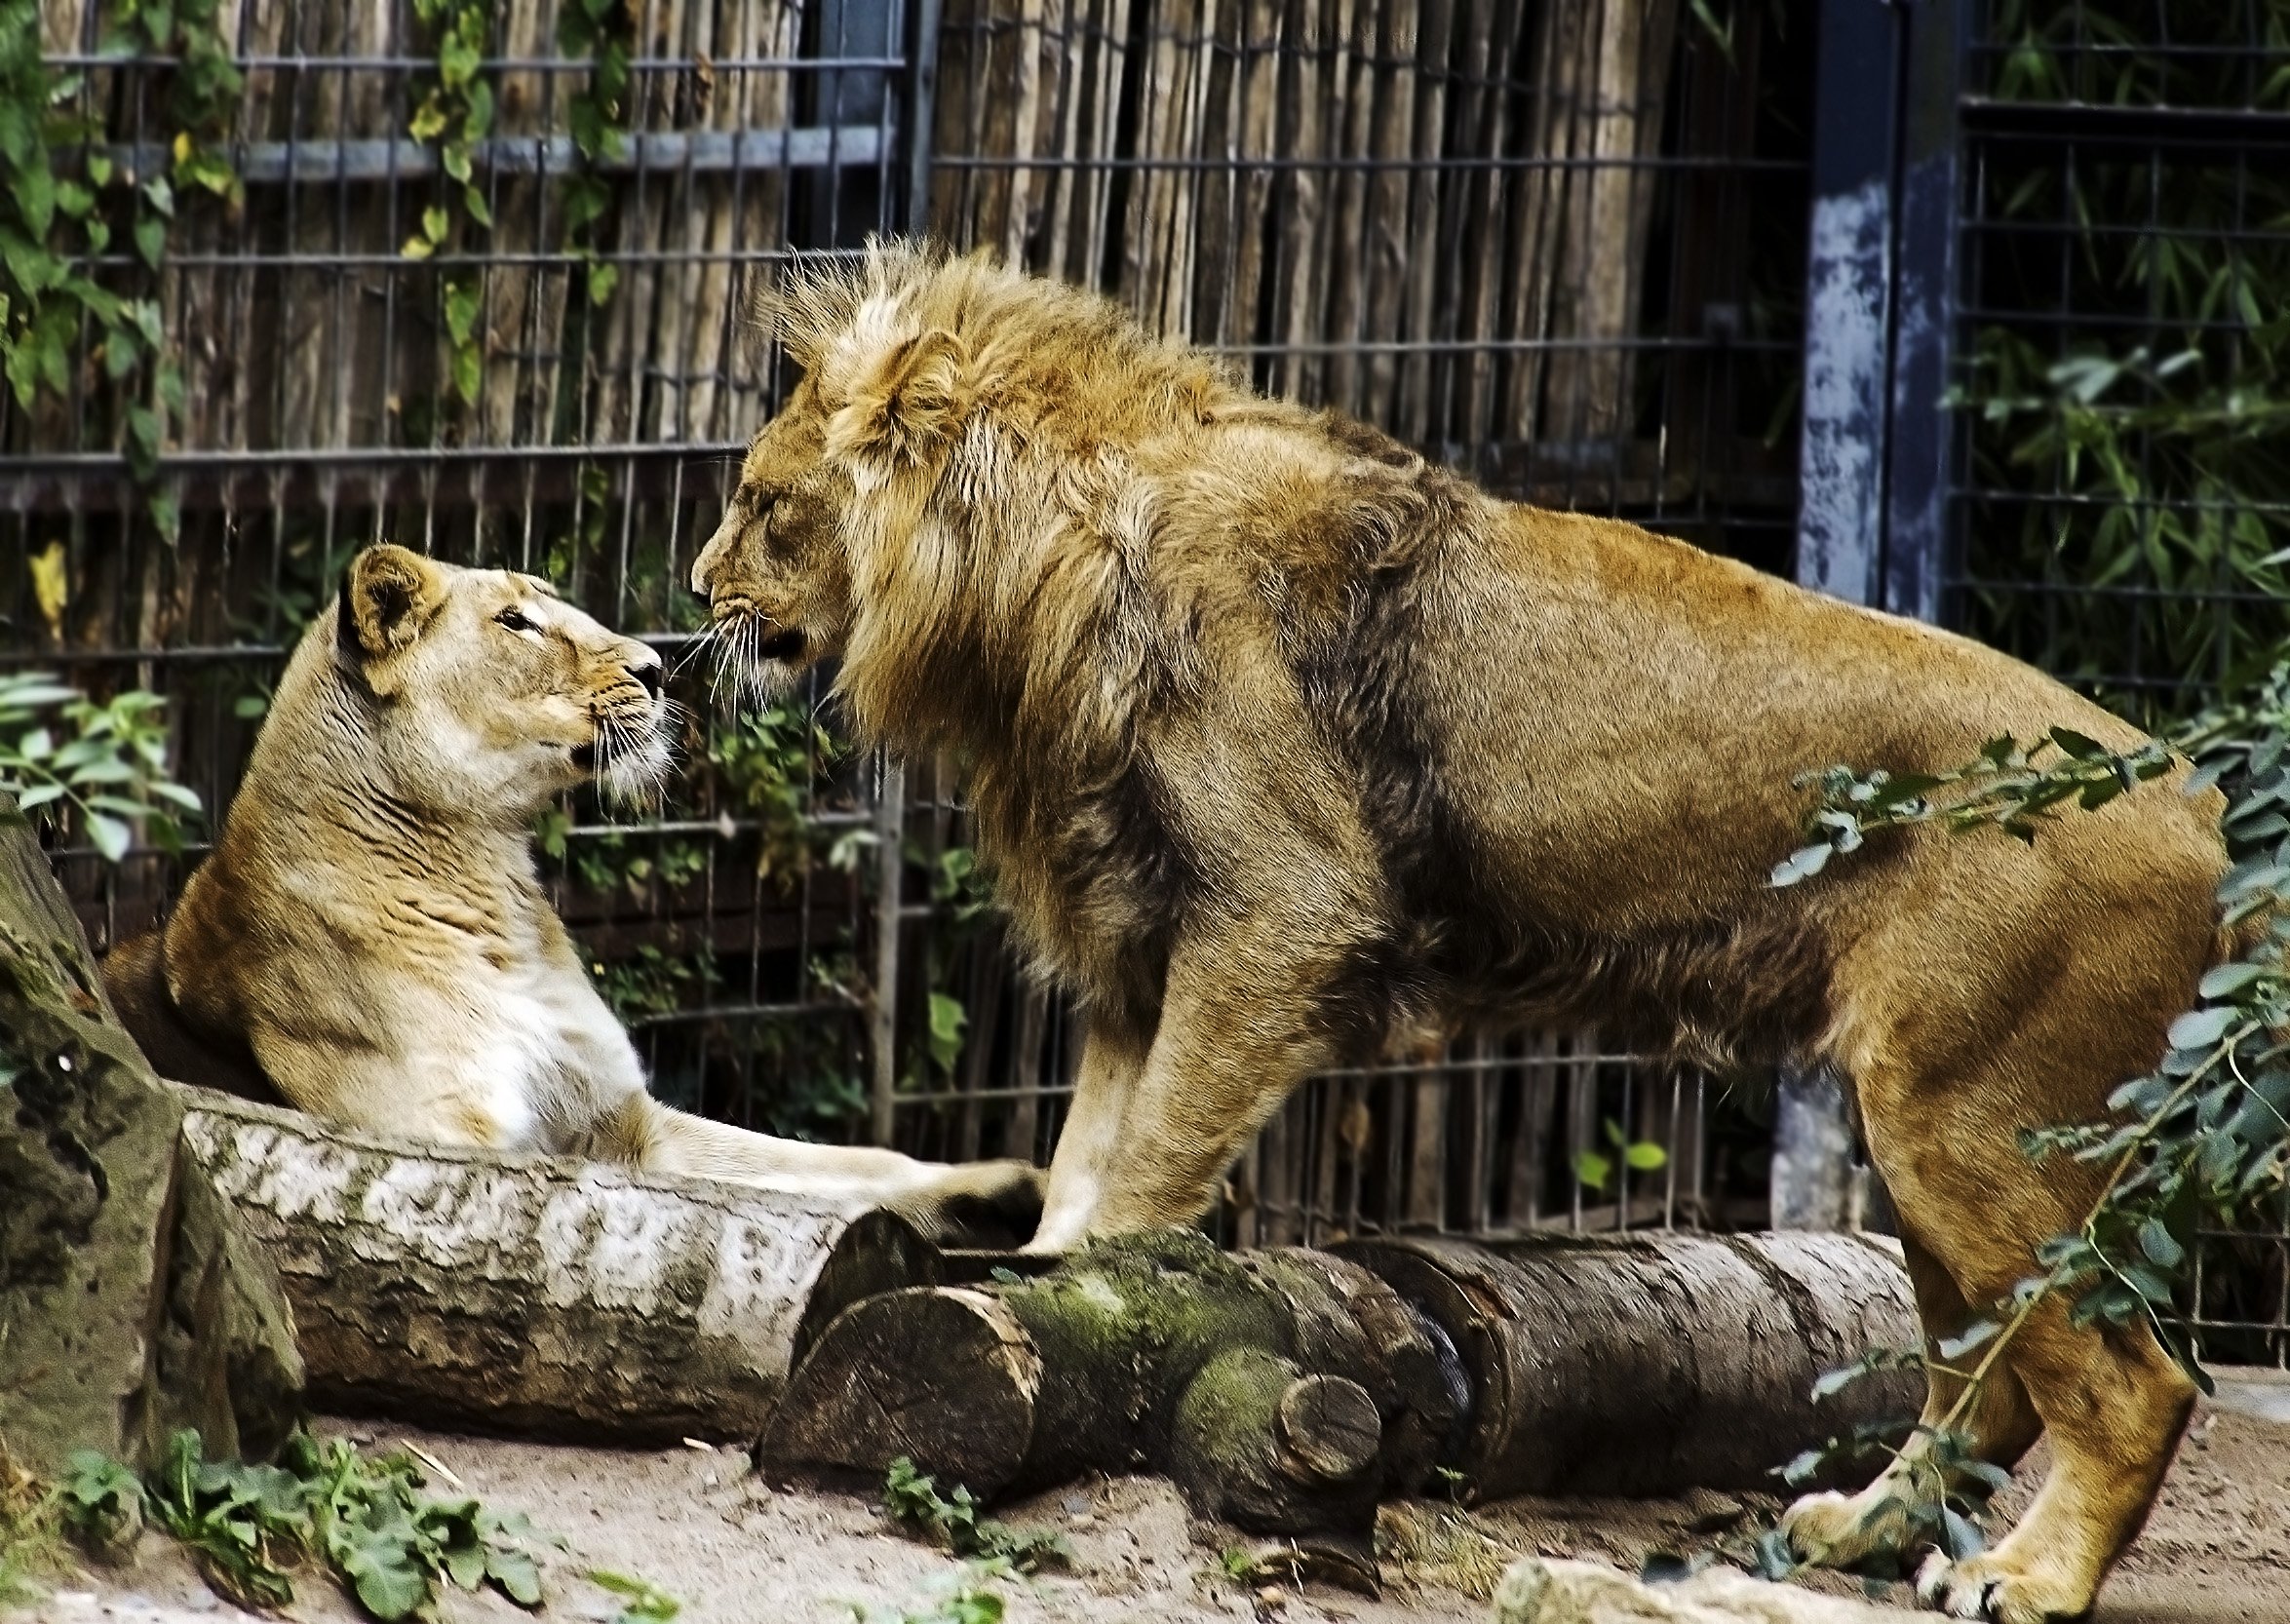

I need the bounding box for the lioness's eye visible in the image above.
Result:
[495,607,538,634]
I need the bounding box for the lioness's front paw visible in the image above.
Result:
[1914,1550,2092,1624]
[896,1158,1047,1248]
[1779,1489,1904,1570]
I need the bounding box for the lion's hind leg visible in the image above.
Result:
[1794,889,2206,1622]
[1781,1232,2042,1574]
[1910,1296,2192,1624]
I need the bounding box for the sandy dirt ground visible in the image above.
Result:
[10,1382,2287,1624]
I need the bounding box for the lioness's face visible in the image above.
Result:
[335,545,672,819]
[689,377,855,700]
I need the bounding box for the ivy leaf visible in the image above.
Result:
[147,490,180,543]
[13,163,57,236]
[2136,1218,2185,1269]
[927,991,967,1073]
[135,214,167,268]
[443,280,483,345]
[451,341,482,404]
[586,261,619,305]
[1571,1148,1612,1191]
[1623,1141,1667,1171]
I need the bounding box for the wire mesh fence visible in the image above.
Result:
[908,0,1813,1241]
[1945,0,2290,1363]
[2,0,1812,1247]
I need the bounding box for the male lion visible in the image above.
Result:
[691,245,2231,1620]
[107,543,1041,1235]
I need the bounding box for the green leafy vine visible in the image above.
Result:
[1,0,241,536]
[401,0,497,406]
[556,0,634,309]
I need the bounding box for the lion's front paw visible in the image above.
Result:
[1779,1488,1906,1570]
[896,1158,1047,1248]
[1914,1550,2092,1624]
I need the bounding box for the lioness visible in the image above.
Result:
[106,543,1041,1234]
[690,244,2229,1621]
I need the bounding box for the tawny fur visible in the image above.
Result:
[692,242,2233,1621]
[106,543,1041,1235]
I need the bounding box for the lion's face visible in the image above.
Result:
[690,378,855,702]
[333,545,672,821]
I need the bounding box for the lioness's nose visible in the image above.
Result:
[629,656,663,696]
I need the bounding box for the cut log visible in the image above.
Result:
[759,1229,1459,1566]
[178,1090,941,1444]
[762,1227,1918,1559]
[1337,1232,1921,1501]
[0,808,303,1476]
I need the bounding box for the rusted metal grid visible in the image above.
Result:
[5,0,1810,1246]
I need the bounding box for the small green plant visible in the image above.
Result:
[58,1430,555,1621]
[0,673,200,860]
[142,1430,309,1608]
[589,1566,682,1623]
[57,1450,143,1558]
[1570,1117,1669,1194]
[847,1567,1013,1624]
[879,1458,1069,1575]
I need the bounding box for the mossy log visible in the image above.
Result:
[763,1229,1918,1557]
[1338,1232,1921,1500]
[759,1231,1461,1568]
[178,1090,939,1444]
[0,812,303,1475]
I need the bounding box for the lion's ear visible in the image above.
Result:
[336,544,448,671]
[830,327,970,469]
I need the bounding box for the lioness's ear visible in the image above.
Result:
[337,545,447,665]
[830,327,970,469]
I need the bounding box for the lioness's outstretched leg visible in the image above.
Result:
[599,1095,1045,1242]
